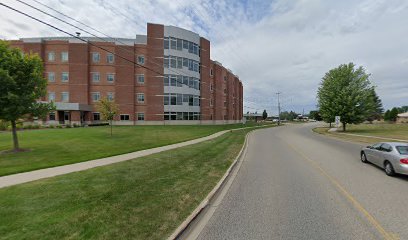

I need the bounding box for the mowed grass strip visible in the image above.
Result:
[0,123,265,176]
[313,123,408,144]
[0,128,259,240]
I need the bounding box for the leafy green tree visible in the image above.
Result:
[366,89,383,123]
[309,110,322,121]
[384,110,391,121]
[0,41,53,152]
[317,63,375,131]
[389,107,399,122]
[398,106,408,113]
[97,97,119,136]
[262,110,268,120]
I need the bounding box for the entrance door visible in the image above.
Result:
[64,111,70,125]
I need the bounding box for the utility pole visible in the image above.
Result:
[276,92,281,125]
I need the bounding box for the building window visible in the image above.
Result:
[92,72,100,82]
[120,114,130,121]
[137,55,145,65]
[177,39,182,51]
[91,92,100,102]
[61,92,69,102]
[224,76,227,81]
[47,72,55,82]
[92,52,100,63]
[93,112,100,121]
[48,92,55,102]
[61,72,69,82]
[210,68,213,76]
[137,93,145,103]
[170,37,177,50]
[164,37,169,49]
[183,40,189,49]
[210,98,213,106]
[61,52,68,62]
[106,53,114,63]
[136,74,145,84]
[107,73,115,83]
[224,88,227,94]
[107,92,114,101]
[137,112,145,121]
[48,52,55,62]
[224,101,227,107]
[49,112,56,121]
[210,83,213,92]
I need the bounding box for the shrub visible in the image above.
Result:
[65,124,72,128]
[88,123,109,127]
[73,123,80,128]
[56,125,63,129]
[32,124,40,129]
[0,120,9,131]
[49,125,55,128]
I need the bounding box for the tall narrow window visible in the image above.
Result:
[48,52,55,62]
[61,92,69,102]
[47,72,55,82]
[92,72,100,82]
[137,55,145,65]
[107,92,114,101]
[106,53,114,63]
[107,73,115,83]
[92,52,100,63]
[164,37,169,49]
[137,93,145,103]
[48,92,55,102]
[91,92,101,102]
[61,72,69,82]
[61,52,68,62]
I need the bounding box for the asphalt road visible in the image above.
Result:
[196,123,408,240]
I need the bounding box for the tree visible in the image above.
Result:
[389,107,399,122]
[317,63,375,131]
[262,110,268,120]
[0,41,53,152]
[366,89,384,123]
[309,110,322,121]
[384,110,391,121]
[97,98,119,136]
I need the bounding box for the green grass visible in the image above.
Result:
[0,123,268,176]
[313,123,408,144]
[0,127,265,240]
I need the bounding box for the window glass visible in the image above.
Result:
[183,58,188,67]
[177,39,182,50]
[49,112,56,121]
[120,114,130,121]
[183,76,189,86]
[170,38,177,50]
[170,56,177,68]
[48,92,55,102]
[48,52,55,61]
[177,57,182,69]
[381,144,393,152]
[107,73,115,83]
[177,94,183,105]
[92,92,100,102]
[170,94,177,105]
[164,37,169,49]
[107,53,114,63]
[48,72,55,82]
[189,42,193,53]
[107,92,114,101]
[164,56,169,68]
[170,75,177,86]
[137,93,145,103]
[92,52,100,63]
[61,72,69,82]
[137,113,145,121]
[164,95,169,105]
[61,92,69,102]
[396,146,408,155]
[137,55,145,65]
[137,74,145,84]
[183,94,189,103]
[93,113,100,121]
[177,75,183,87]
[183,40,188,49]
[92,72,100,82]
[61,52,68,62]
[163,75,169,86]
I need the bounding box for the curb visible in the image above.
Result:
[167,128,253,240]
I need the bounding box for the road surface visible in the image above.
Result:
[195,123,408,240]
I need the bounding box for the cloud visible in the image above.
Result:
[0,0,407,114]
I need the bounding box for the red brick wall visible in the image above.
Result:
[145,23,164,121]
[200,37,211,120]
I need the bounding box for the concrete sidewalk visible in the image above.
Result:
[0,130,230,189]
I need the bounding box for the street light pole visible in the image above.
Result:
[276,92,281,125]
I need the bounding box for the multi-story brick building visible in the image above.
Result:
[9,23,243,125]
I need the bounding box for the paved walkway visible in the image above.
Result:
[0,131,232,189]
[0,125,267,189]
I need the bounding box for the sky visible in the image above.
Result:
[0,0,407,115]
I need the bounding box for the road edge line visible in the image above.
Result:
[167,128,254,240]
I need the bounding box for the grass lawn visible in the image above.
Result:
[0,122,268,176]
[0,127,267,240]
[313,123,408,144]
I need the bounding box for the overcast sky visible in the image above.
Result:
[1,0,407,115]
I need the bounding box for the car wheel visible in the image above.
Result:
[361,152,368,163]
[384,161,395,176]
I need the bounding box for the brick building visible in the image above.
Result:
[9,23,243,125]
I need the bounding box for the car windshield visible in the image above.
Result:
[396,146,408,155]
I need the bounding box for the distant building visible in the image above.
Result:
[9,23,243,125]
[397,112,408,123]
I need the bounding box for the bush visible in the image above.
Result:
[56,125,63,129]
[88,123,109,127]
[65,124,72,128]
[0,120,9,131]
[73,123,80,128]
[32,124,40,129]
[24,125,33,130]
[49,125,55,128]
